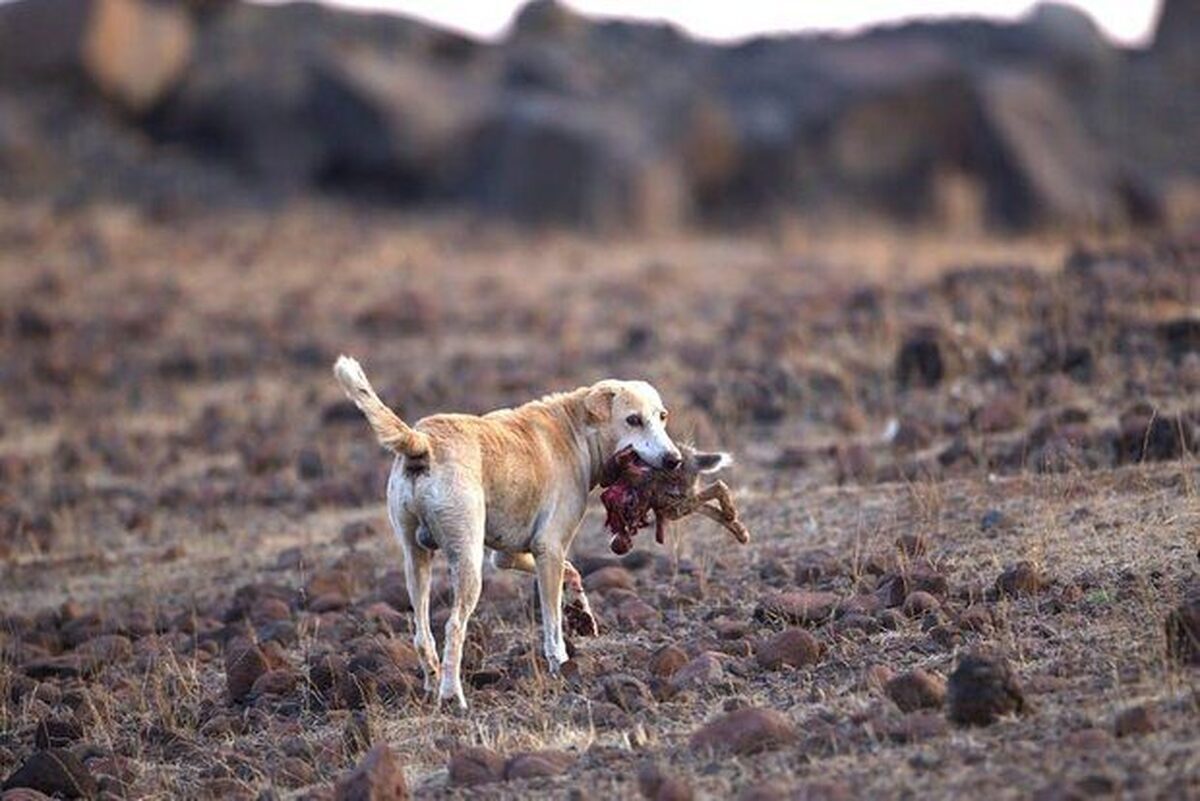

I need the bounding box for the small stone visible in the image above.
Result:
[755,629,822,670]
[333,744,408,801]
[647,644,688,678]
[33,717,83,750]
[637,763,693,801]
[584,566,635,593]
[504,750,574,780]
[863,664,895,693]
[1,750,97,799]
[884,711,948,743]
[958,606,993,633]
[669,652,725,693]
[946,652,1027,726]
[885,669,947,712]
[447,747,505,787]
[754,591,840,626]
[602,674,655,712]
[225,638,270,703]
[995,562,1048,598]
[1113,704,1159,738]
[251,669,300,699]
[902,591,940,617]
[1165,598,1200,665]
[688,707,796,755]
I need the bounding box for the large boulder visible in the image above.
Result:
[0,0,193,111]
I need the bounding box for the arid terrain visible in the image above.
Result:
[1,201,1198,800]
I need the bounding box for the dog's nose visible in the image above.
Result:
[661,453,682,470]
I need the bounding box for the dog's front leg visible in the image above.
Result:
[492,551,598,637]
[532,548,570,672]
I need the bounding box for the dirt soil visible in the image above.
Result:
[1,201,1198,800]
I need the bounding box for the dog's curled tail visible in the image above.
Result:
[333,355,431,459]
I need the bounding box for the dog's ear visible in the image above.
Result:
[584,384,616,424]
[694,451,732,473]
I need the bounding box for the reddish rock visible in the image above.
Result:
[958,605,994,633]
[251,668,300,698]
[250,597,292,626]
[33,717,83,750]
[755,591,840,626]
[648,644,688,678]
[1,750,97,799]
[884,711,948,743]
[1165,598,1200,665]
[447,747,505,787]
[669,652,725,693]
[863,664,896,693]
[310,593,351,614]
[885,668,947,712]
[376,572,412,612]
[688,707,796,755]
[362,603,406,634]
[585,566,635,593]
[225,638,270,703]
[947,652,1027,726]
[755,629,822,670]
[334,744,408,801]
[307,569,353,603]
[995,561,1048,598]
[1113,704,1160,738]
[974,393,1025,434]
[602,673,655,712]
[503,750,575,780]
[638,763,693,801]
[617,598,661,629]
[902,591,940,617]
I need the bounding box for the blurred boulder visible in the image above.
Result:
[0,0,194,112]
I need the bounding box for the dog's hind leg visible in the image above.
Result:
[395,513,439,693]
[436,505,485,710]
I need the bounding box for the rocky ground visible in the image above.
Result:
[0,201,1198,799]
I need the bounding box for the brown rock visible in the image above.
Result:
[504,750,575,780]
[974,393,1025,434]
[310,593,350,614]
[334,744,408,801]
[995,561,1048,598]
[602,673,655,712]
[1165,598,1200,665]
[252,668,300,698]
[688,707,796,755]
[958,605,994,633]
[902,591,940,617]
[947,652,1027,726]
[1,789,56,801]
[638,763,693,801]
[447,747,505,787]
[584,566,635,593]
[885,668,947,712]
[884,711,948,743]
[1113,704,1159,738]
[863,664,895,693]
[33,717,83,750]
[669,652,724,693]
[647,644,688,678]
[307,569,353,603]
[225,638,270,703]
[755,629,822,670]
[2,750,97,799]
[755,591,840,626]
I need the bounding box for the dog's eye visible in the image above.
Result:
[659,411,668,422]
[625,414,643,427]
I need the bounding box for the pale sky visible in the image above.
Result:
[300,1,1162,47]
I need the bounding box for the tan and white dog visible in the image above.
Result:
[333,355,682,709]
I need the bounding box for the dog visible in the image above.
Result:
[333,355,683,709]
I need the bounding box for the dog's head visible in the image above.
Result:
[584,380,682,470]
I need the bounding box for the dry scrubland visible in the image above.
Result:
[0,201,1198,799]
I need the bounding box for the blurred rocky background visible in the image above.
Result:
[1,0,1197,232]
